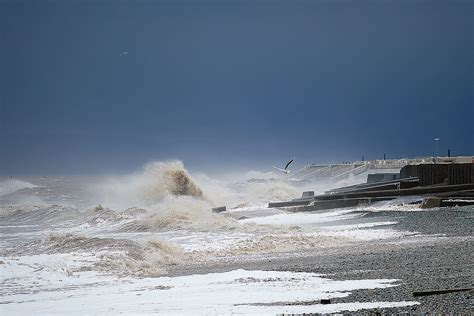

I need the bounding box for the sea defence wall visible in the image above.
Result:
[292,156,474,183]
[400,163,474,186]
[269,162,474,212]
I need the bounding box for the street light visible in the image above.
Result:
[434,138,440,163]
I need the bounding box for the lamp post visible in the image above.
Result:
[434,138,440,164]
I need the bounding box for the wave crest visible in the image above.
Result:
[0,179,38,197]
[93,161,203,209]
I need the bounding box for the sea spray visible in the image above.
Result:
[141,195,239,231]
[91,160,303,232]
[193,172,301,208]
[0,179,38,197]
[92,161,204,209]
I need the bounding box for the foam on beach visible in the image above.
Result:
[0,261,419,315]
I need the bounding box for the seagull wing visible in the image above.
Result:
[273,166,290,174]
[284,158,294,170]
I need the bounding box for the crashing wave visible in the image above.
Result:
[93,161,204,209]
[140,196,239,231]
[7,233,185,277]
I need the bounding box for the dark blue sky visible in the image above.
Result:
[1,0,473,174]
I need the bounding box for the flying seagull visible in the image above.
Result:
[272,158,294,174]
[120,51,128,56]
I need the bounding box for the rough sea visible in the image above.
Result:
[1,161,432,314]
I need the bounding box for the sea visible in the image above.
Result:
[1,161,425,314]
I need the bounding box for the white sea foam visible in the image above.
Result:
[240,211,411,241]
[0,262,418,315]
[240,208,361,226]
[317,228,407,240]
[356,197,424,212]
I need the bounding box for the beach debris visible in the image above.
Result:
[212,206,227,213]
[420,197,441,209]
[413,288,472,297]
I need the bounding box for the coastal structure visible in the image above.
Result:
[290,156,473,183]
[271,156,474,211]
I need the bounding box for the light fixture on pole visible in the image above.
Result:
[434,138,440,163]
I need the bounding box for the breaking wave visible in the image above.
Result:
[201,233,344,260]
[0,179,38,197]
[6,233,186,277]
[93,161,203,209]
[89,161,304,232]
[140,196,239,231]
[0,205,79,226]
